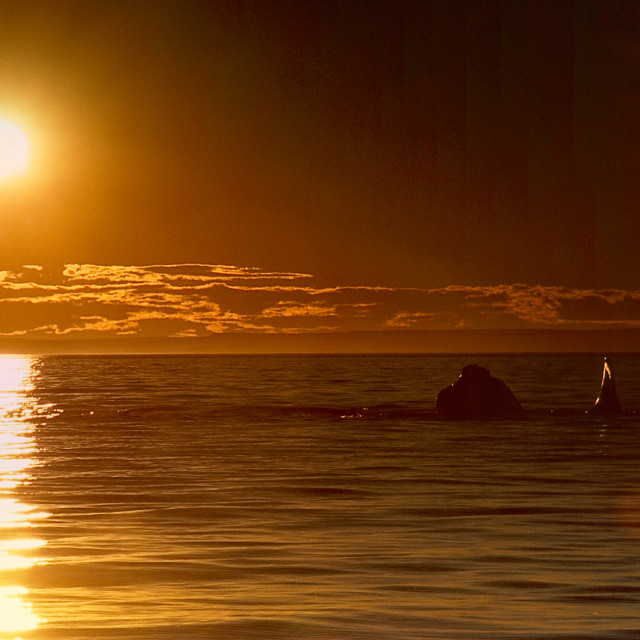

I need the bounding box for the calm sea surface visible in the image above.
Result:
[0,353,639,639]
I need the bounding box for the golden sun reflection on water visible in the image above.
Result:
[0,356,48,636]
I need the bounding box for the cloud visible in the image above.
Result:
[262,302,338,318]
[61,263,313,286]
[0,264,638,339]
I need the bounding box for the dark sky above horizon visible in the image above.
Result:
[1,0,640,343]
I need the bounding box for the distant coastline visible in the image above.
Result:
[0,329,639,355]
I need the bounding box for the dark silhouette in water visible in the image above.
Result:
[592,357,624,415]
[436,364,523,419]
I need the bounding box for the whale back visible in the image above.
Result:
[436,364,522,419]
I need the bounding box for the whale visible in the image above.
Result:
[592,357,624,415]
[435,364,523,419]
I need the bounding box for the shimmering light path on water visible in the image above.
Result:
[2,354,639,639]
[0,357,49,639]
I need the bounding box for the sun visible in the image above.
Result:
[0,120,28,180]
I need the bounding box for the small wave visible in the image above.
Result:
[292,486,372,497]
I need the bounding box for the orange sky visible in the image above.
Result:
[1,1,639,351]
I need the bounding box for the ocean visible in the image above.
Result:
[0,353,639,639]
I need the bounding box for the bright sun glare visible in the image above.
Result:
[0,120,28,180]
